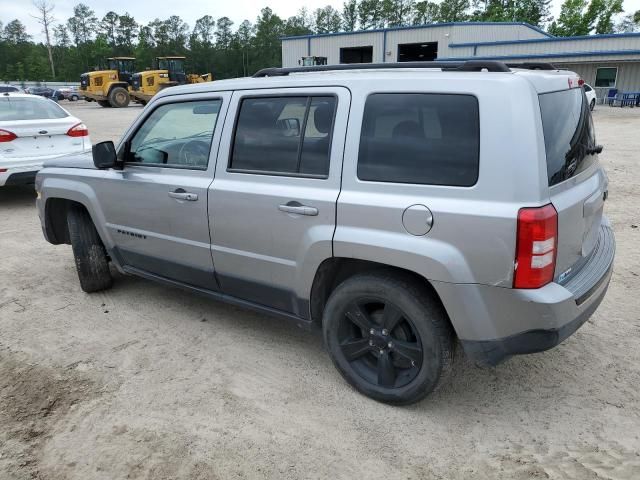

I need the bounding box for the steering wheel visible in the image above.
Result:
[178,140,210,166]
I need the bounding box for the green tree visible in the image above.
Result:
[437,0,470,21]
[116,13,138,52]
[252,8,284,71]
[67,3,97,45]
[413,1,440,24]
[215,17,234,48]
[165,15,189,52]
[549,0,622,35]
[100,11,118,48]
[342,0,359,31]
[4,19,31,43]
[358,0,385,28]
[314,6,343,33]
[383,0,415,26]
[616,10,640,32]
[285,8,314,36]
[193,15,216,45]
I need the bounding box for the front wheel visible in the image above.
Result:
[323,272,454,405]
[108,86,130,108]
[67,206,112,293]
[590,99,596,111]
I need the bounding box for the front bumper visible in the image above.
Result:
[130,91,153,103]
[82,91,108,101]
[434,220,615,366]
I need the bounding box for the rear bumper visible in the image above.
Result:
[434,219,615,366]
[0,162,43,186]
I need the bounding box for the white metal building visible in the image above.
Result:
[281,22,640,100]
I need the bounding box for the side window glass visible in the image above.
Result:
[230,96,336,177]
[357,93,479,187]
[124,99,221,169]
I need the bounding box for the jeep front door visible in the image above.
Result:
[96,94,229,289]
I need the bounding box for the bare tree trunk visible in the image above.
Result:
[32,0,56,78]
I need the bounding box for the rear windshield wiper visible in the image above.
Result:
[586,145,603,155]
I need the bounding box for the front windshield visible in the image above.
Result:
[0,96,68,121]
[157,59,184,73]
[108,59,135,73]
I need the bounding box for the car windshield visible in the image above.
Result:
[0,97,68,121]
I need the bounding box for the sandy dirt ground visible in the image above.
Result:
[1,101,639,480]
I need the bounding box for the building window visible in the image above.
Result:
[340,46,373,64]
[398,42,438,62]
[595,67,617,88]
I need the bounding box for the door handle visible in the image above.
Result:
[278,202,318,216]
[169,190,198,201]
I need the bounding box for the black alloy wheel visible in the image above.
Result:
[323,273,454,404]
[337,298,423,389]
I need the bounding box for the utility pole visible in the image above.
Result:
[32,0,56,79]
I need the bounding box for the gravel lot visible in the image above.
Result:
[1,101,639,480]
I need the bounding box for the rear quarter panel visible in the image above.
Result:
[335,75,550,287]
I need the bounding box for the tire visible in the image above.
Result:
[590,99,596,111]
[70,95,78,101]
[108,86,130,108]
[97,100,111,108]
[67,206,112,293]
[323,272,454,405]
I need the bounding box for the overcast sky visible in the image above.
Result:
[2,0,640,43]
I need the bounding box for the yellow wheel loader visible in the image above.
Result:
[80,57,136,108]
[130,56,212,105]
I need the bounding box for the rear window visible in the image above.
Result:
[0,97,68,121]
[357,93,480,186]
[539,88,597,186]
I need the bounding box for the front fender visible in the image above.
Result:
[39,172,113,250]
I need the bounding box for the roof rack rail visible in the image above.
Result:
[506,62,556,70]
[253,60,512,77]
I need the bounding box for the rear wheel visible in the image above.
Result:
[70,94,79,101]
[323,272,454,405]
[108,86,130,108]
[67,206,112,293]
[97,100,111,108]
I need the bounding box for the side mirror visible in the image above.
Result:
[92,141,118,169]
[276,118,301,137]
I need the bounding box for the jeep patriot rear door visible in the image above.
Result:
[209,88,350,316]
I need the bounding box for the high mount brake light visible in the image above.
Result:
[514,204,558,289]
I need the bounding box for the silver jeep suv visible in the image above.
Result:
[36,61,614,404]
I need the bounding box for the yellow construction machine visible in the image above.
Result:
[80,57,136,108]
[129,56,212,105]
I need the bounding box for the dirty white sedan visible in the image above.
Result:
[0,93,91,187]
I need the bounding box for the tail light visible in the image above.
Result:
[0,129,17,142]
[67,123,89,137]
[514,204,558,289]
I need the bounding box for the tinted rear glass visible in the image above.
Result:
[539,88,597,186]
[0,97,68,121]
[357,93,480,186]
